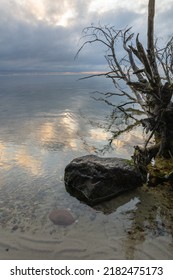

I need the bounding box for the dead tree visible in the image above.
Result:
[76,0,173,168]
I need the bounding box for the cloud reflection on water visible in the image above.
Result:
[0,108,145,177]
[15,148,42,177]
[36,112,79,151]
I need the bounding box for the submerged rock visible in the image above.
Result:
[49,209,75,226]
[64,155,145,206]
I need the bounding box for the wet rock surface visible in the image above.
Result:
[64,155,145,205]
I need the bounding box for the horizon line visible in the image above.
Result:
[0,71,105,76]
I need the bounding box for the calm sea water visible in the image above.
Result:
[0,74,173,260]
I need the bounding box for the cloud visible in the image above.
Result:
[155,1,173,38]
[0,19,77,71]
[0,0,172,73]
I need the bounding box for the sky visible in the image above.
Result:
[0,0,173,73]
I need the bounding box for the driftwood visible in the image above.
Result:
[76,0,173,166]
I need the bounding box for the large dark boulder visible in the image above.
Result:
[64,155,145,206]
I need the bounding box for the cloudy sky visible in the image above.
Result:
[0,0,173,73]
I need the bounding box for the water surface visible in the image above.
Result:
[0,74,173,259]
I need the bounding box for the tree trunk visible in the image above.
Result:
[148,0,155,53]
[145,0,173,159]
[157,104,173,158]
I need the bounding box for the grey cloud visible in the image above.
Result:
[0,0,92,72]
[155,3,173,38]
[0,22,77,72]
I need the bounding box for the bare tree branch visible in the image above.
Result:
[76,0,173,163]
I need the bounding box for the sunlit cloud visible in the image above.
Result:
[8,0,77,27]
[19,0,46,21]
[55,9,76,27]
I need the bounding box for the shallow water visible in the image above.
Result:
[0,74,173,260]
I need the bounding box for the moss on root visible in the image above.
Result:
[147,157,173,186]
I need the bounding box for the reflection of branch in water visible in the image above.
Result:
[88,89,146,154]
[76,131,97,154]
[91,91,145,119]
[91,93,139,122]
[79,96,143,155]
[117,103,140,122]
[98,121,140,155]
